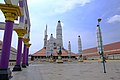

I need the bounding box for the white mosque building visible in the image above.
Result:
[44,20,63,55]
[31,20,76,60]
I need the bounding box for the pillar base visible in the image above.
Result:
[12,65,22,71]
[26,63,29,66]
[22,64,27,68]
[56,59,63,63]
[68,59,72,62]
[78,59,83,62]
[49,59,54,63]
[0,68,12,80]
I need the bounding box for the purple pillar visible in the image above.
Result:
[0,20,13,79]
[13,38,23,71]
[22,44,27,68]
[26,48,29,66]
[0,20,14,69]
[16,38,23,65]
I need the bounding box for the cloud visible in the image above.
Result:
[107,15,120,23]
[28,0,92,14]
[28,0,43,5]
[54,0,91,14]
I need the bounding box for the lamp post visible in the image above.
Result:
[97,18,106,73]
[45,50,49,62]
[57,46,62,60]
[50,49,53,60]
[56,46,63,63]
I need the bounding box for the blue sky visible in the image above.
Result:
[0,0,120,54]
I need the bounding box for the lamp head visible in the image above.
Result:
[98,18,102,22]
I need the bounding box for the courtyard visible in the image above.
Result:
[10,61,120,80]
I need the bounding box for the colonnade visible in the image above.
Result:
[0,0,31,80]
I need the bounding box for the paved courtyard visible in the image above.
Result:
[10,61,120,80]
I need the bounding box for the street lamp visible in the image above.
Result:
[56,46,63,63]
[97,18,106,73]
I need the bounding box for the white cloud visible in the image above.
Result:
[54,0,91,14]
[28,0,92,14]
[28,0,44,5]
[107,15,120,23]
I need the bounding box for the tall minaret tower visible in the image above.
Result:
[44,24,48,48]
[56,20,63,48]
[68,41,71,58]
[78,35,82,54]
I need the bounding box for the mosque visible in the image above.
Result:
[31,20,120,61]
[31,21,76,61]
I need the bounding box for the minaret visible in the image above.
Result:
[49,34,54,54]
[78,35,82,54]
[44,24,48,48]
[56,20,63,48]
[68,41,71,58]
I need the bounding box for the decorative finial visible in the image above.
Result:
[78,35,80,37]
[58,20,60,23]
[97,18,102,26]
[98,18,102,22]
[51,34,53,35]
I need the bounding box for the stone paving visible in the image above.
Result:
[10,61,120,80]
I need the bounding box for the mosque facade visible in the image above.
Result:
[44,20,63,55]
[31,21,76,61]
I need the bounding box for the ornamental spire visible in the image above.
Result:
[44,24,48,48]
[56,20,63,48]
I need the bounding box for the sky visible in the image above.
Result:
[0,0,120,54]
